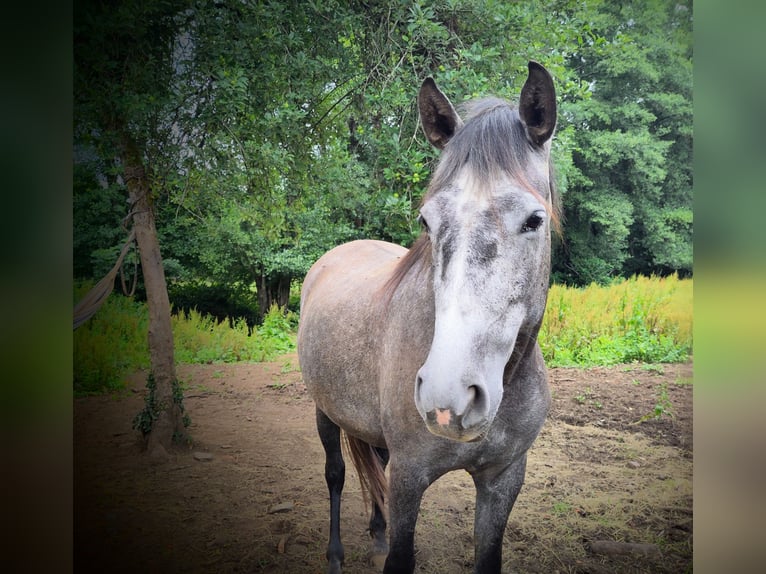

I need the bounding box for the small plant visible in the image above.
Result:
[280,359,300,374]
[574,387,601,408]
[190,383,212,394]
[642,363,665,375]
[552,501,572,515]
[637,383,675,423]
[573,387,604,410]
[574,387,592,404]
[652,383,675,419]
[268,382,289,391]
[133,374,191,438]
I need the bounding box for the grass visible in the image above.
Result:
[73,287,150,394]
[74,282,296,395]
[74,275,692,394]
[172,305,295,364]
[540,275,692,367]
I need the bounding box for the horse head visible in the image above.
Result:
[414,62,557,442]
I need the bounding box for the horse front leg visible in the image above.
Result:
[471,455,528,573]
[382,459,428,574]
[316,408,345,574]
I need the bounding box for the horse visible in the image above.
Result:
[297,61,558,574]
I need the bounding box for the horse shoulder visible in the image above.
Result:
[299,240,408,447]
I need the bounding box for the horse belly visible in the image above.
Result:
[298,240,406,447]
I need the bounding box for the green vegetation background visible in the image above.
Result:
[74,276,692,395]
[75,0,693,328]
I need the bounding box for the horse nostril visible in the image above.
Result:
[467,384,488,416]
[460,385,487,430]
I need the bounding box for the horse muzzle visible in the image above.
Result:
[415,371,494,442]
[423,407,489,442]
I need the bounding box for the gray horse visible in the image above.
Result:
[298,61,558,574]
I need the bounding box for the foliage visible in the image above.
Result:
[257,305,299,355]
[173,309,257,365]
[74,0,693,335]
[132,373,191,438]
[73,162,130,279]
[552,0,693,284]
[73,282,150,395]
[168,281,259,331]
[73,285,296,395]
[539,275,692,367]
[131,375,156,434]
[157,0,368,319]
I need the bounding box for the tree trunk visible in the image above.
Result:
[256,271,291,322]
[122,135,185,458]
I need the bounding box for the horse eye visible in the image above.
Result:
[417,214,430,234]
[521,212,544,233]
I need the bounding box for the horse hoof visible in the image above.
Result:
[327,558,342,574]
[369,552,387,571]
[368,532,388,571]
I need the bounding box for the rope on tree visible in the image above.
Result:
[73,228,136,330]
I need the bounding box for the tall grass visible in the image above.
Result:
[172,305,295,365]
[540,275,692,367]
[73,286,150,394]
[74,282,296,394]
[74,276,692,393]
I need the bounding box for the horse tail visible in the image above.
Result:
[343,433,388,514]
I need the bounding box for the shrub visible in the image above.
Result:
[73,282,149,394]
[539,275,692,367]
[257,304,298,356]
[73,283,297,394]
[168,281,259,332]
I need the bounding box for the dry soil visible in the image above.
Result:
[75,354,692,573]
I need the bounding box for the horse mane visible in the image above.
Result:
[378,233,432,305]
[378,96,561,305]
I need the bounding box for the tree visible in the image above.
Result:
[73,161,127,280]
[74,0,191,455]
[552,0,693,284]
[74,0,693,354]
[160,0,369,320]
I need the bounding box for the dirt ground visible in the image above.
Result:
[75,354,692,574]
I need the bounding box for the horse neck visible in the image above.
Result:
[383,259,436,348]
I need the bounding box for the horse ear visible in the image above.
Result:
[519,61,557,147]
[418,77,463,150]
